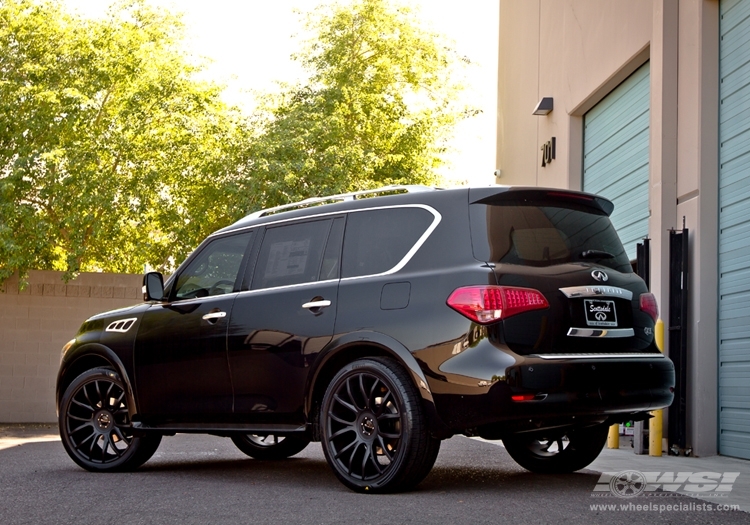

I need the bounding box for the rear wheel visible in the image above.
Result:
[321,357,440,493]
[231,434,310,460]
[59,368,161,472]
[502,424,608,474]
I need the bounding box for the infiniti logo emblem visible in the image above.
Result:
[591,270,609,282]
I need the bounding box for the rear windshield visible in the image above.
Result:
[470,201,632,273]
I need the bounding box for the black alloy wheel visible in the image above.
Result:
[321,357,440,493]
[502,424,609,474]
[59,368,161,472]
[231,433,311,460]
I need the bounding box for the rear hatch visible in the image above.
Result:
[468,187,659,356]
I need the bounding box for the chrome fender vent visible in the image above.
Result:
[105,318,137,333]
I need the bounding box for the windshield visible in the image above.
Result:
[470,200,632,273]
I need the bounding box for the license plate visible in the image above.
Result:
[584,299,617,327]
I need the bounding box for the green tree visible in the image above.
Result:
[237,0,472,210]
[0,0,250,280]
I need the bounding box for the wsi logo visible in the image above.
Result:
[592,471,741,498]
[591,270,609,282]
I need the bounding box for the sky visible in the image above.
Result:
[62,0,499,187]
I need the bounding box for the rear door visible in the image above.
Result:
[227,216,344,423]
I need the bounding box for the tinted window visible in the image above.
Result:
[252,219,332,289]
[342,208,433,278]
[471,202,632,272]
[174,232,253,299]
[320,217,345,281]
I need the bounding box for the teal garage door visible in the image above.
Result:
[719,0,750,460]
[583,62,650,260]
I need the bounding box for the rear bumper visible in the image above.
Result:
[432,353,675,433]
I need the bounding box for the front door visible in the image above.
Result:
[134,231,253,423]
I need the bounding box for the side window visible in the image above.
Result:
[341,207,434,278]
[252,219,332,290]
[319,217,345,281]
[174,232,253,300]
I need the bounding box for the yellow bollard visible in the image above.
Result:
[655,318,664,352]
[608,423,620,449]
[649,318,665,457]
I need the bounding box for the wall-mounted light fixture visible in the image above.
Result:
[532,97,554,116]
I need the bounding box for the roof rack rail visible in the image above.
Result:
[245,185,437,219]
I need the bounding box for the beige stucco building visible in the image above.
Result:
[497,0,750,459]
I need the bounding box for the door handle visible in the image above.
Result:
[202,311,227,321]
[302,300,331,310]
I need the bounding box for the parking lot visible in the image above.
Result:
[1,424,747,525]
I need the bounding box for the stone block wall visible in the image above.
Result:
[0,271,142,422]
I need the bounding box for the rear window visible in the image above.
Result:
[342,207,434,278]
[470,201,632,273]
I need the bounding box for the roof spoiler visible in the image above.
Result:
[469,186,615,217]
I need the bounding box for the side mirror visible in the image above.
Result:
[142,272,165,301]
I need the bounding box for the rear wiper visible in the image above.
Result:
[580,249,615,259]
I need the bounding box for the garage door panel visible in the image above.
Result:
[720,0,750,460]
[585,94,649,153]
[585,68,649,132]
[585,98,649,151]
[583,125,649,178]
[719,268,750,297]
[583,62,650,261]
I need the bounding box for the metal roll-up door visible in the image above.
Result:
[719,0,750,460]
[583,62,650,260]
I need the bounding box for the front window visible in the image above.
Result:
[173,232,253,299]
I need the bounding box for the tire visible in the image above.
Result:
[231,434,310,460]
[320,357,440,493]
[58,368,162,472]
[502,424,608,474]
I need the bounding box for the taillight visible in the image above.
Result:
[640,292,659,322]
[446,285,549,324]
[511,394,536,402]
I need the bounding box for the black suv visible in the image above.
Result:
[56,185,674,493]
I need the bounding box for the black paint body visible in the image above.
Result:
[57,186,674,440]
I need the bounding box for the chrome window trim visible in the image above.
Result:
[531,353,665,360]
[236,279,338,297]
[340,205,442,281]
[566,327,634,338]
[162,292,240,307]
[210,203,439,236]
[224,204,441,291]
[559,285,633,301]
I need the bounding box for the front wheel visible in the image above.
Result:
[59,368,161,472]
[321,357,440,493]
[502,424,608,474]
[231,434,310,460]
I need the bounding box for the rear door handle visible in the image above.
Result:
[202,311,227,322]
[302,300,332,310]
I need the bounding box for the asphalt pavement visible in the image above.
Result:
[1,424,748,525]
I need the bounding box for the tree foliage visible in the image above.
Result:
[0,0,470,281]
[237,0,470,210]
[0,0,250,280]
